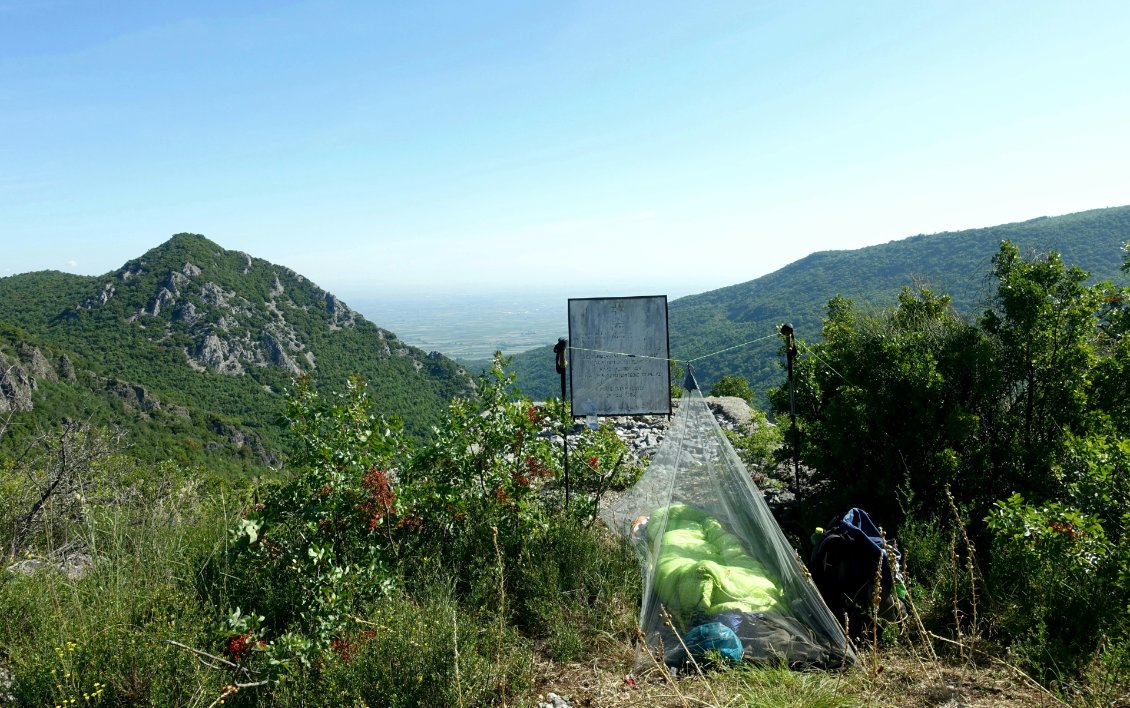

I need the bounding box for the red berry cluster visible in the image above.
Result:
[397,514,424,532]
[358,468,396,531]
[1047,520,1083,540]
[523,455,553,480]
[331,629,377,663]
[330,635,355,662]
[224,633,264,662]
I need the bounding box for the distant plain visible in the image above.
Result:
[349,291,570,361]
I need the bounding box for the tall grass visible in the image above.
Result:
[0,477,644,705]
[0,483,233,705]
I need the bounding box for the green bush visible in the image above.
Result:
[985,432,1130,681]
[223,374,403,663]
[768,241,1130,693]
[726,406,783,474]
[218,357,642,691]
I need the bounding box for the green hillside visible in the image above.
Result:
[509,206,1130,407]
[0,234,474,473]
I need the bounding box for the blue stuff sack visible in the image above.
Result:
[668,621,743,665]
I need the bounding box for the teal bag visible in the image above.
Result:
[668,621,743,665]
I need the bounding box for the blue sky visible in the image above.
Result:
[3,1,1129,300]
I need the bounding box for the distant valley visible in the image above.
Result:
[348,292,568,361]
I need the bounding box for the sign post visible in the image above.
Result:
[558,295,669,513]
[567,296,671,418]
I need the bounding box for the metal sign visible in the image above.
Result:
[567,295,671,417]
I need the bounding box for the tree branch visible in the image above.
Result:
[164,639,257,678]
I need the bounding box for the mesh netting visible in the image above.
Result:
[600,384,855,669]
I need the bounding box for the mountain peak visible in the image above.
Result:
[165,232,218,248]
[136,233,225,267]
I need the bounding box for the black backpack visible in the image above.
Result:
[809,508,904,635]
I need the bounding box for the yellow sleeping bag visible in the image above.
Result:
[647,504,781,625]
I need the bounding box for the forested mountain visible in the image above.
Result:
[0,234,474,474]
[508,206,1130,407]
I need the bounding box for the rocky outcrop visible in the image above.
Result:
[210,418,281,467]
[104,379,161,414]
[173,302,200,325]
[16,342,57,382]
[144,287,175,317]
[7,552,93,582]
[265,335,302,375]
[325,293,356,329]
[200,282,253,317]
[211,417,247,448]
[705,396,754,428]
[0,352,35,413]
[57,354,76,382]
[0,343,63,413]
[80,282,115,309]
[118,263,143,281]
[161,270,188,296]
[195,334,245,375]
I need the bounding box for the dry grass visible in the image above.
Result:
[527,640,1061,708]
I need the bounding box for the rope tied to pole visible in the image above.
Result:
[566,330,780,367]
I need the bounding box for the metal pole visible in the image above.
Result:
[780,323,801,505]
[553,338,570,510]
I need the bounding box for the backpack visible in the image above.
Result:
[808,508,905,636]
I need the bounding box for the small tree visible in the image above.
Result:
[726,406,782,474]
[708,374,755,404]
[224,375,404,665]
[980,240,1103,494]
[769,287,994,524]
[3,421,123,559]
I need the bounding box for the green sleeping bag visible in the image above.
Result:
[647,504,781,625]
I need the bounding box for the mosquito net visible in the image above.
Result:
[600,377,855,669]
